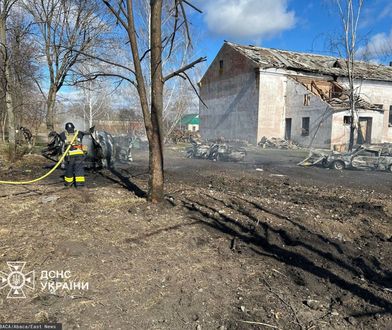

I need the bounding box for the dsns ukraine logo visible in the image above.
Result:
[0,261,35,298]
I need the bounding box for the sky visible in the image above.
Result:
[58,0,392,107]
[188,0,392,65]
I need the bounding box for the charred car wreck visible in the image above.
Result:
[299,144,392,172]
[42,128,133,169]
[186,139,246,162]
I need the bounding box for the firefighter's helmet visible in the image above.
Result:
[65,122,75,133]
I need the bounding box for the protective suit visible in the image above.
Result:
[60,123,89,187]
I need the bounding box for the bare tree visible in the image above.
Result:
[8,10,45,141]
[76,63,112,128]
[102,0,205,202]
[335,0,364,150]
[23,0,106,131]
[164,79,197,140]
[0,0,17,159]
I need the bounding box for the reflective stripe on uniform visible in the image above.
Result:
[68,149,84,155]
[64,176,74,183]
[75,176,85,182]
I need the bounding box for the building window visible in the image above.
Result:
[343,116,352,125]
[389,105,392,126]
[219,60,224,74]
[302,117,310,136]
[304,94,311,106]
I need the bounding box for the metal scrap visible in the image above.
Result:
[298,144,392,171]
[298,150,331,167]
[186,139,246,162]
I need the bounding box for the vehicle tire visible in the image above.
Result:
[321,158,329,168]
[331,160,345,170]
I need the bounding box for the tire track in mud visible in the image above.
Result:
[176,188,392,320]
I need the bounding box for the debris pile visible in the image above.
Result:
[168,129,200,144]
[258,136,300,149]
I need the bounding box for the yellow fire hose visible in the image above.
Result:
[0,130,79,185]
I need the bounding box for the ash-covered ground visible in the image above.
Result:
[0,146,391,329]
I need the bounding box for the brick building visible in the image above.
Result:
[199,42,392,149]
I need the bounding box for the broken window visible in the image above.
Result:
[219,60,224,74]
[389,106,392,126]
[302,117,310,136]
[344,116,352,125]
[357,149,379,157]
[303,94,311,106]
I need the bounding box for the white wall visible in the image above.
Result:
[338,78,392,142]
[257,70,287,142]
[285,78,333,148]
[187,124,199,131]
[331,110,385,146]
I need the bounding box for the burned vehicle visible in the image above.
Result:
[42,128,129,169]
[186,139,246,162]
[300,144,392,171]
[324,145,392,171]
[112,135,134,163]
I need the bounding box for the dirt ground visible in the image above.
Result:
[0,146,391,329]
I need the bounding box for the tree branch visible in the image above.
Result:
[102,0,129,31]
[182,0,202,13]
[69,72,136,86]
[163,56,206,81]
[58,46,136,75]
[179,71,208,109]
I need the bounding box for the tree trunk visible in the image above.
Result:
[348,83,356,151]
[46,86,57,131]
[149,0,164,202]
[0,14,16,160]
[1,112,6,142]
[89,88,93,128]
[5,73,15,159]
[348,77,355,151]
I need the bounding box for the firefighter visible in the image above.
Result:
[60,122,89,187]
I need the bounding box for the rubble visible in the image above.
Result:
[258,136,300,149]
[168,129,200,143]
[292,76,384,112]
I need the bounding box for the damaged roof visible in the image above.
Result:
[227,42,392,82]
[291,76,383,111]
